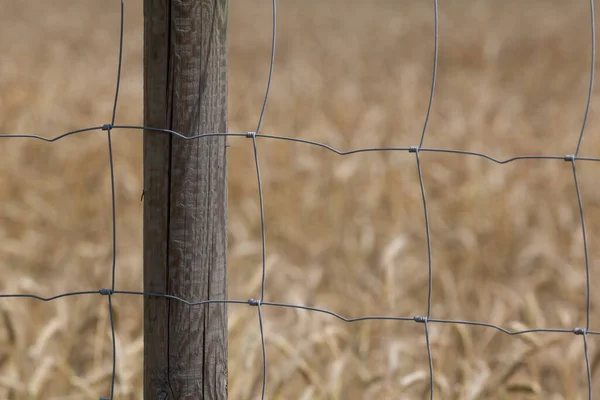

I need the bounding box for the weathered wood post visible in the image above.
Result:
[143,0,228,398]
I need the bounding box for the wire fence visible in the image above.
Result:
[1,0,599,399]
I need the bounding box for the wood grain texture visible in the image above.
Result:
[143,0,228,398]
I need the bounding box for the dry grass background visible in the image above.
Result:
[1,0,600,398]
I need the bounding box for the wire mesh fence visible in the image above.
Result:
[1,0,599,399]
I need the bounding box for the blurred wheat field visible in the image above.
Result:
[1,0,600,399]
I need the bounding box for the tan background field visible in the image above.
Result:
[1,0,600,399]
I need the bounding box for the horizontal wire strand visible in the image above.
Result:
[2,127,599,163]
[1,289,597,336]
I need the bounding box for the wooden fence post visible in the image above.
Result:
[143,0,228,398]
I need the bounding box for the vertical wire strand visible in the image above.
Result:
[257,303,267,400]
[253,136,267,302]
[575,0,596,156]
[418,0,439,148]
[571,161,591,331]
[254,0,277,302]
[108,130,117,291]
[111,0,125,126]
[255,0,276,136]
[424,321,434,400]
[416,148,435,398]
[583,333,593,400]
[571,158,593,400]
[108,295,116,400]
[108,0,124,291]
[107,6,123,398]
[415,151,433,318]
